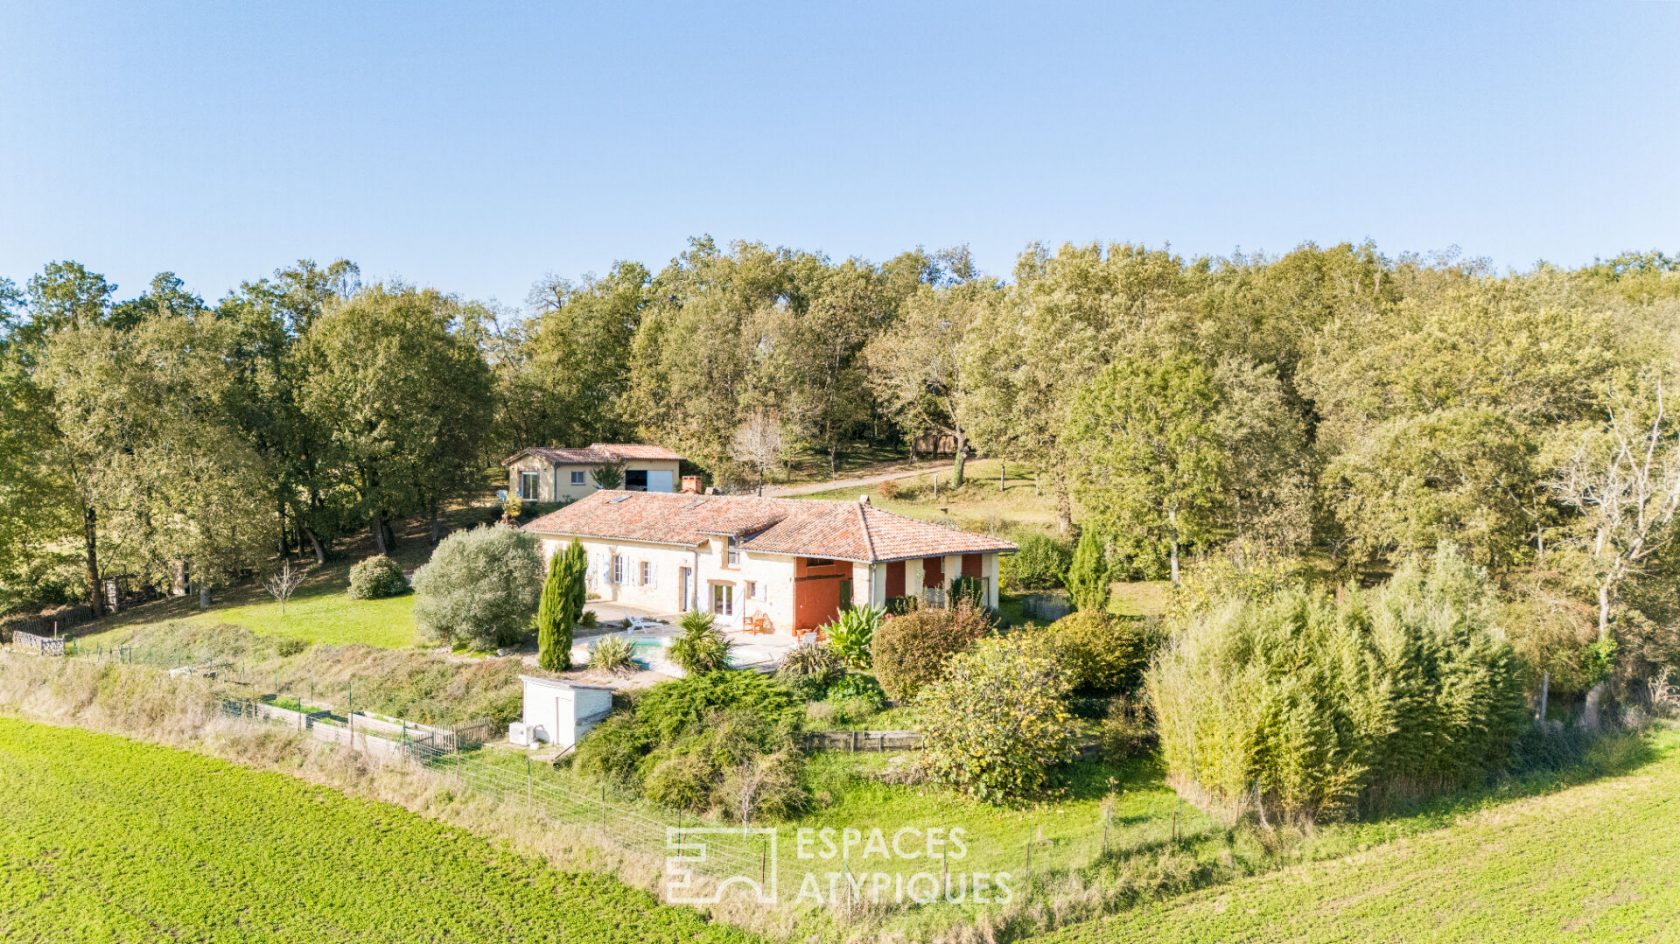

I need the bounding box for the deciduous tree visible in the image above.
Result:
[298,286,494,552]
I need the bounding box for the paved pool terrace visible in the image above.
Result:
[571,602,798,675]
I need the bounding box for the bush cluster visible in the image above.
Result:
[347,555,409,600]
[573,671,806,820]
[587,635,637,674]
[1149,547,1529,824]
[823,672,887,708]
[1066,527,1114,612]
[1041,611,1166,695]
[1096,694,1156,761]
[999,533,1073,592]
[803,673,890,727]
[871,602,994,702]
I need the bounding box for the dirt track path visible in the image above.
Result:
[766,464,937,497]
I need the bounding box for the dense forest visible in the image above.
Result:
[4,239,1680,713]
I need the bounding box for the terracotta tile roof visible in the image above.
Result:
[503,443,683,466]
[850,503,1017,561]
[523,491,1015,563]
[589,443,683,461]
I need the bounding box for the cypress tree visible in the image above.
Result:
[562,541,588,637]
[536,547,569,671]
[1066,526,1113,613]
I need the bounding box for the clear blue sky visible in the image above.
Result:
[3,1,1676,306]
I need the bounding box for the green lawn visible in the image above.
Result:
[0,716,755,944]
[1109,579,1171,617]
[178,586,418,649]
[786,751,1205,882]
[79,504,502,651]
[85,564,420,650]
[88,545,436,651]
[1041,726,1680,944]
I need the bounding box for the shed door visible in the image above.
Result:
[923,556,945,588]
[646,470,675,492]
[885,561,905,597]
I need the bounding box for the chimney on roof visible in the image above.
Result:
[680,475,702,495]
[858,494,870,505]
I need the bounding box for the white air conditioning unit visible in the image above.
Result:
[507,721,530,747]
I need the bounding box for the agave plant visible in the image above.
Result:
[825,604,883,669]
[668,610,733,675]
[589,634,638,674]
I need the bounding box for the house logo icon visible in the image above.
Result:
[664,827,779,905]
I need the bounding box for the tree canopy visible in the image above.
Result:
[4,239,1680,718]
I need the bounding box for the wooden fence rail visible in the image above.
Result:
[801,729,922,752]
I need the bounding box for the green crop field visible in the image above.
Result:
[0,717,757,944]
[1040,726,1680,944]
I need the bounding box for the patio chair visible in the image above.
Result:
[626,616,662,634]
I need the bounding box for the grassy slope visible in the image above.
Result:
[181,587,416,649]
[0,716,755,944]
[780,444,916,484]
[1042,727,1680,944]
[80,505,501,650]
[84,558,419,650]
[788,751,1205,880]
[795,458,1062,532]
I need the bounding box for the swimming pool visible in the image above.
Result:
[629,637,669,665]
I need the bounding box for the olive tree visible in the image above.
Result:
[413,525,543,650]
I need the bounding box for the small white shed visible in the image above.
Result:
[515,676,614,748]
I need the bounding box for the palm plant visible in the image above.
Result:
[669,610,733,675]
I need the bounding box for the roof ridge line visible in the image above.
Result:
[856,500,878,562]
